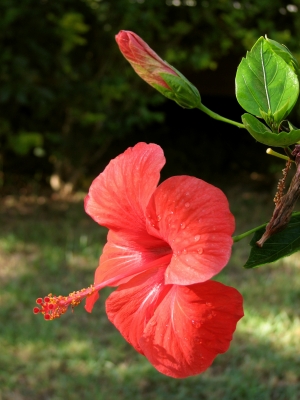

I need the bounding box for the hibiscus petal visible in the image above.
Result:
[106,267,169,354]
[95,230,171,287]
[85,230,171,312]
[145,176,235,285]
[84,142,165,233]
[85,291,100,313]
[106,274,243,378]
[140,280,244,378]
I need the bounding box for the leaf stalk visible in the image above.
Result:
[233,223,267,243]
[198,104,245,129]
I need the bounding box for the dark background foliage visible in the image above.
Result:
[1,0,300,194]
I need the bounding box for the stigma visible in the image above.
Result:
[33,285,96,320]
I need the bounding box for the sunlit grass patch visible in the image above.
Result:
[239,310,300,348]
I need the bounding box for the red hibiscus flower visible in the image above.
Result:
[34,142,243,378]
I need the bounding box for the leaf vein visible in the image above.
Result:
[260,41,271,110]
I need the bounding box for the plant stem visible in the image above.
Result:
[198,103,245,129]
[232,223,267,243]
[266,148,292,162]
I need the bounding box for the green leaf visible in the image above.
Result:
[236,37,299,120]
[244,212,300,269]
[265,37,300,79]
[272,100,290,125]
[258,108,274,129]
[287,120,298,131]
[242,113,300,147]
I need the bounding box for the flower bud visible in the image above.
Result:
[115,30,201,109]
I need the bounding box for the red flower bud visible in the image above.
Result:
[115,30,177,89]
[115,31,201,109]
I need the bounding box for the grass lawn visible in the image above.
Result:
[0,188,299,400]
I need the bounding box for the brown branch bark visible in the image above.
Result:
[257,145,300,247]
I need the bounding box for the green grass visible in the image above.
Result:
[0,191,299,400]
